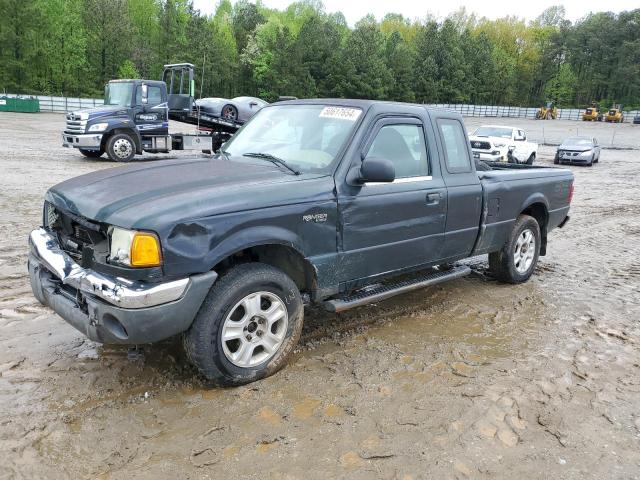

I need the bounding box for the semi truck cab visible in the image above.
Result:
[62,64,219,162]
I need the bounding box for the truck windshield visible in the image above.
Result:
[222,104,362,173]
[104,82,134,106]
[474,127,513,138]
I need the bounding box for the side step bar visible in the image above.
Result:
[323,265,471,313]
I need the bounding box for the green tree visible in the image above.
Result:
[118,59,140,79]
[544,63,576,106]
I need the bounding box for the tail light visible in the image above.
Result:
[568,183,574,203]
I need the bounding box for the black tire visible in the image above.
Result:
[489,214,541,284]
[106,132,136,162]
[221,104,238,121]
[183,263,303,386]
[79,149,103,158]
[526,153,535,165]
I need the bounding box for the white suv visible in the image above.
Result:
[469,125,538,164]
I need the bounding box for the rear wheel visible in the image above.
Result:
[183,263,303,386]
[489,215,541,284]
[79,149,103,158]
[106,133,136,162]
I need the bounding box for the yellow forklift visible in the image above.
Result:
[582,102,603,121]
[536,101,558,120]
[605,104,624,123]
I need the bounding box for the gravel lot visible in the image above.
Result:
[1,112,639,479]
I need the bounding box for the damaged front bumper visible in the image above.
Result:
[28,228,217,344]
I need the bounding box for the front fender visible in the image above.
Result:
[162,221,308,277]
[207,225,305,269]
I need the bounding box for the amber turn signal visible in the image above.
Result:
[130,232,161,267]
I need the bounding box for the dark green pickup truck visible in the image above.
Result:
[29,99,573,385]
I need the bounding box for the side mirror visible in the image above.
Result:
[141,84,148,105]
[359,157,395,183]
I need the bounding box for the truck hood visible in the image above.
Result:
[468,135,511,146]
[72,105,129,120]
[45,158,333,231]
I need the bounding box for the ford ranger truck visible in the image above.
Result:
[469,125,538,164]
[29,100,573,385]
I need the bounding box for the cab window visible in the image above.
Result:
[136,85,163,107]
[438,119,471,173]
[365,124,429,178]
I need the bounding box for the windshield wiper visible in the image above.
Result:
[217,149,230,160]
[242,152,301,175]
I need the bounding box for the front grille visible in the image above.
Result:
[65,112,87,134]
[471,140,491,150]
[44,203,106,260]
[560,150,582,157]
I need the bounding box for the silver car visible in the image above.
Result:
[555,136,601,166]
[195,96,268,124]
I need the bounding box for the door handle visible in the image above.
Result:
[426,193,440,205]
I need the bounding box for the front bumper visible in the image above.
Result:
[28,228,217,344]
[62,132,103,149]
[558,153,592,164]
[472,150,507,162]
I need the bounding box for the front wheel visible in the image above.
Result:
[221,104,238,122]
[526,153,535,165]
[106,133,136,162]
[79,149,103,158]
[183,263,304,386]
[489,215,541,284]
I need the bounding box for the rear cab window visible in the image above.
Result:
[437,119,471,173]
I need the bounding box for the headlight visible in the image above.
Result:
[579,149,593,156]
[88,122,108,132]
[109,226,162,267]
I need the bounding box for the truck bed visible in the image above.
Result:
[474,164,573,256]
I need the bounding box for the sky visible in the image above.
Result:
[192,0,638,24]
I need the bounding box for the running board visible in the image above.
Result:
[323,265,471,313]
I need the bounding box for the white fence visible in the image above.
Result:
[2,93,103,112]
[2,93,639,121]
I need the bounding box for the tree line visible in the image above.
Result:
[1,0,639,109]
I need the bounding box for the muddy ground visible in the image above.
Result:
[1,113,639,479]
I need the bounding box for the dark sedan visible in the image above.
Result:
[554,136,601,166]
[633,114,640,125]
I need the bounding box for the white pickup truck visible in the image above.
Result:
[469,125,538,164]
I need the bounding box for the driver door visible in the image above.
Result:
[337,117,447,284]
[513,129,529,161]
[134,84,168,136]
